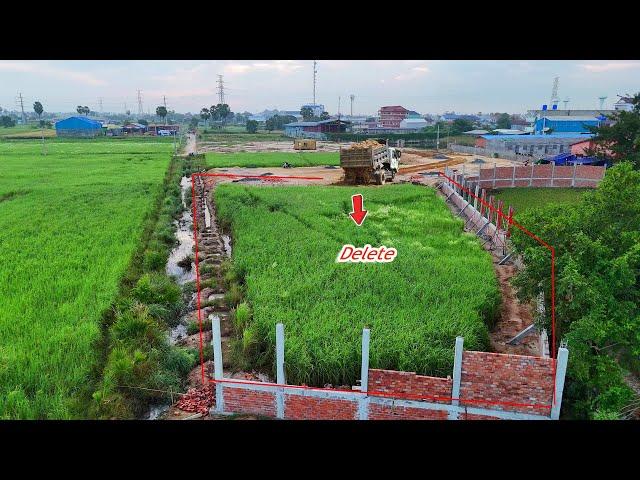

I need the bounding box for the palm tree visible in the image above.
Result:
[33,101,46,155]
[200,108,210,127]
[156,106,168,125]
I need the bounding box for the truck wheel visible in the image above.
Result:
[376,172,385,185]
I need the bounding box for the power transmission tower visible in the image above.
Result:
[217,75,225,104]
[313,60,317,105]
[550,76,560,108]
[350,94,355,116]
[563,98,570,110]
[338,96,341,118]
[16,92,26,124]
[163,95,167,108]
[598,96,607,110]
[137,89,143,115]
[98,97,103,114]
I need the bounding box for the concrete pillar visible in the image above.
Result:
[276,323,285,419]
[473,184,479,211]
[451,336,464,407]
[360,328,370,393]
[493,163,497,188]
[359,328,371,420]
[512,164,516,187]
[550,161,556,187]
[550,346,569,420]
[530,163,534,187]
[212,315,224,413]
[572,162,577,187]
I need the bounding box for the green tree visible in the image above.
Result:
[451,118,474,134]
[76,105,90,116]
[320,111,330,121]
[200,108,210,127]
[138,119,149,126]
[33,101,46,155]
[1,115,16,128]
[265,114,296,131]
[156,106,168,125]
[510,163,640,418]
[496,113,511,129]
[586,93,640,168]
[246,120,258,133]
[300,106,314,121]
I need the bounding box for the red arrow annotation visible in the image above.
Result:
[350,194,368,226]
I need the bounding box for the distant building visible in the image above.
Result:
[301,104,325,117]
[475,133,594,156]
[527,108,615,118]
[123,123,147,135]
[440,112,481,124]
[399,117,428,130]
[55,116,103,137]
[147,124,179,135]
[379,106,409,128]
[534,116,602,134]
[614,96,634,112]
[284,119,351,139]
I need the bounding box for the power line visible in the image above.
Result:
[16,93,26,124]
[137,89,143,115]
[217,75,225,105]
[313,60,317,105]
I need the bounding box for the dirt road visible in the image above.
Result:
[184,133,197,155]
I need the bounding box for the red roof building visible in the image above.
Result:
[379,106,409,128]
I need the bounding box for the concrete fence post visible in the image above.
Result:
[530,163,534,187]
[449,336,464,420]
[571,162,577,187]
[550,346,569,420]
[212,315,224,413]
[276,323,285,419]
[473,184,479,211]
[359,328,371,420]
[493,163,497,188]
[550,161,555,187]
[511,164,516,187]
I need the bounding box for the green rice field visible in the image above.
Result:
[490,187,588,215]
[0,139,173,418]
[215,184,500,385]
[205,151,339,168]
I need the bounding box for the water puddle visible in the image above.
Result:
[166,177,195,285]
[222,234,232,257]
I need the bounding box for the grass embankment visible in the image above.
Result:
[215,184,500,386]
[205,152,339,168]
[0,138,198,418]
[490,188,589,215]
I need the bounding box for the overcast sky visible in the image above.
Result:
[1,60,639,116]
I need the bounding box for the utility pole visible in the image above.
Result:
[137,89,143,116]
[16,93,26,125]
[338,96,341,118]
[313,60,317,105]
[436,124,440,151]
[217,75,225,105]
[163,95,167,108]
[350,94,355,117]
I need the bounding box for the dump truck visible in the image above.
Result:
[340,140,401,185]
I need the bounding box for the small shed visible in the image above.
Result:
[293,138,317,150]
[55,116,103,137]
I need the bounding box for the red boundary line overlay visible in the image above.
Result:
[190,171,556,414]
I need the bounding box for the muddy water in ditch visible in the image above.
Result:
[145,177,196,420]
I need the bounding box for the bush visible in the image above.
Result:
[143,249,167,271]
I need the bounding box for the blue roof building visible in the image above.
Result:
[534,116,601,134]
[55,116,104,137]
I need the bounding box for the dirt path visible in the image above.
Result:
[489,264,538,356]
[184,133,197,155]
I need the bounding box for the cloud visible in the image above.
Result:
[393,65,430,81]
[0,61,107,86]
[579,62,640,73]
[223,60,303,75]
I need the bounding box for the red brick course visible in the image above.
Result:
[284,394,358,420]
[475,164,604,189]
[223,387,277,417]
[368,369,452,404]
[369,403,448,420]
[460,351,554,414]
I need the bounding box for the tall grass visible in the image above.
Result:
[215,184,500,386]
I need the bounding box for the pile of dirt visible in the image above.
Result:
[175,385,215,414]
[471,158,486,164]
[433,153,449,159]
[344,139,383,150]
